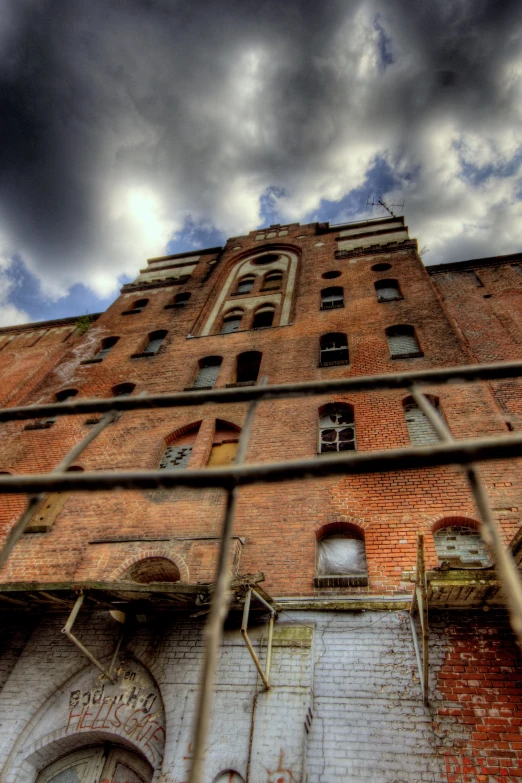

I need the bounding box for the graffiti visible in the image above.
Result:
[265,750,296,783]
[66,667,165,764]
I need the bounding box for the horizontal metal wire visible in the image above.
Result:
[1,360,522,422]
[1,434,522,493]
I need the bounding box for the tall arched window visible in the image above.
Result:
[207,420,241,466]
[122,298,149,315]
[262,271,283,291]
[315,524,368,587]
[95,336,119,360]
[221,309,243,334]
[434,522,492,569]
[321,287,344,310]
[160,424,200,470]
[375,279,403,302]
[144,330,167,354]
[319,333,349,366]
[235,351,262,384]
[193,356,222,389]
[252,304,275,329]
[173,292,191,307]
[318,403,356,453]
[235,275,256,294]
[386,325,422,359]
[403,395,443,446]
[35,746,152,783]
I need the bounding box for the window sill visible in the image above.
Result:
[121,310,142,316]
[226,381,257,388]
[320,304,344,311]
[24,526,50,534]
[183,386,213,391]
[377,297,404,303]
[24,421,54,430]
[164,303,186,310]
[131,351,158,359]
[80,358,103,365]
[390,352,424,360]
[314,575,368,588]
[84,418,102,425]
[318,360,349,368]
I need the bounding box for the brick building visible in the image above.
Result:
[0,216,521,782]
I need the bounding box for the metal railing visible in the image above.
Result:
[1,360,522,782]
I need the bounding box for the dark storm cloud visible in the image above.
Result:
[0,0,521,319]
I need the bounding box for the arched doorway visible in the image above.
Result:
[36,745,152,783]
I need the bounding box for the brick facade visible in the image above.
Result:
[0,216,521,781]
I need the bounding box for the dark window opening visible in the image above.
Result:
[371,262,392,272]
[252,306,275,329]
[386,325,422,359]
[252,253,279,266]
[319,403,356,453]
[96,336,119,360]
[375,279,403,302]
[236,351,262,384]
[319,332,349,366]
[192,356,222,389]
[112,383,135,397]
[321,287,344,310]
[122,298,149,315]
[26,388,79,429]
[125,556,180,583]
[144,330,167,354]
[322,270,341,280]
[261,272,283,291]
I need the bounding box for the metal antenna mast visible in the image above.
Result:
[366,196,405,219]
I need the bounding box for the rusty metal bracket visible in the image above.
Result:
[240,588,276,690]
[62,592,124,683]
[410,532,429,706]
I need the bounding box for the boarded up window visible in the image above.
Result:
[159,445,192,470]
[194,357,222,388]
[96,336,119,359]
[434,526,492,569]
[319,404,356,453]
[375,279,402,302]
[386,325,422,358]
[207,441,238,466]
[221,310,243,333]
[236,276,255,294]
[145,330,167,354]
[317,534,368,576]
[262,272,282,291]
[24,492,69,534]
[403,398,442,446]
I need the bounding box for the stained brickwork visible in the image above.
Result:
[0,218,521,782]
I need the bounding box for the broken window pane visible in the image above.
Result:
[434,526,492,569]
[159,445,192,470]
[319,406,356,453]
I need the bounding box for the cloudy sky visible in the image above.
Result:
[0,0,521,325]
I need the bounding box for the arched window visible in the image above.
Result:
[319,333,349,366]
[112,382,135,397]
[160,424,200,470]
[213,773,245,783]
[321,286,344,310]
[261,271,283,291]
[403,395,443,446]
[124,556,181,583]
[122,298,149,315]
[221,309,243,334]
[144,329,167,354]
[434,523,492,569]
[174,292,191,306]
[252,253,279,266]
[386,325,422,359]
[318,403,356,453]
[375,279,403,302]
[193,356,222,389]
[252,304,275,329]
[25,466,83,534]
[207,420,241,466]
[236,351,262,384]
[235,275,256,294]
[315,525,368,587]
[95,336,119,360]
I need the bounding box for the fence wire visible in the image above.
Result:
[1,360,522,783]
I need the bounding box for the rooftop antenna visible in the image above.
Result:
[366,196,405,219]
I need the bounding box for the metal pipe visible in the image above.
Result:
[2,360,522,422]
[188,380,263,783]
[62,593,117,682]
[265,613,274,681]
[251,588,276,615]
[2,433,522,495]
[63,593,85,632]
[241,588,252,630]
[241,628,270,690]
[0,411,117,569]
[409,614,424,695]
